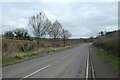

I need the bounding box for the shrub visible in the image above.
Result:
[93,37,119,57]
[18,43,35,52]
[2,39,37,56]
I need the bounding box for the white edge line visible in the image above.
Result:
[86,52,89,80]
[22,64,51,79]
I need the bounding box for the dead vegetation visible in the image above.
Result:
[93,30,119,57]
[2,39,77,57]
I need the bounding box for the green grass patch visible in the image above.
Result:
[92,45,119,72]
[2,45,76,67]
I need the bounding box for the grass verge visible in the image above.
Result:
[92,45,119,72]
[2,45,76,67]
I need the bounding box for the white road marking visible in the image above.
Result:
[22,64,51,79]
[60,55,70,60]
[22,54,70,79]
[61,57,63,59]
[56,55,69,62]
[85,52,89,80]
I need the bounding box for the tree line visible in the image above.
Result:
[3,12,71,47]
[3,28,30,40]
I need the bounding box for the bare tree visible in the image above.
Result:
[61,28,71,47]
[29,12,51,38]
[48,20,63,46]
[49,20,62,39]
[29,12,51,44]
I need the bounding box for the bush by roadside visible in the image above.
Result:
[2,39,37,56]
[93,37,119,57]
[93,30,119,57]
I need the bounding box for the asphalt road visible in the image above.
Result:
[2,43,117,79]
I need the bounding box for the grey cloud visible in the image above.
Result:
[2,2,118,38]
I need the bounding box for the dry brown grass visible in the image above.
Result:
[2,39,76,57]
[93,32,119,57]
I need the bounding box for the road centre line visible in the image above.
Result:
[22,64,51,79]
[21,54,70,79]
[60,55,70,60]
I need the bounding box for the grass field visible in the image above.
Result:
[92,46,119,72]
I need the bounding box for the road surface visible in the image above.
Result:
[2,43,117,79]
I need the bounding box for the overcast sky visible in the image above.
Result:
[1,1,118,38]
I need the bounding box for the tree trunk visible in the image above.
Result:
[36,38,40,47]
[63,38,66,47]
[53,38,56,47]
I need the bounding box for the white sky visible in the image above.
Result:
[0,0,119,38]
